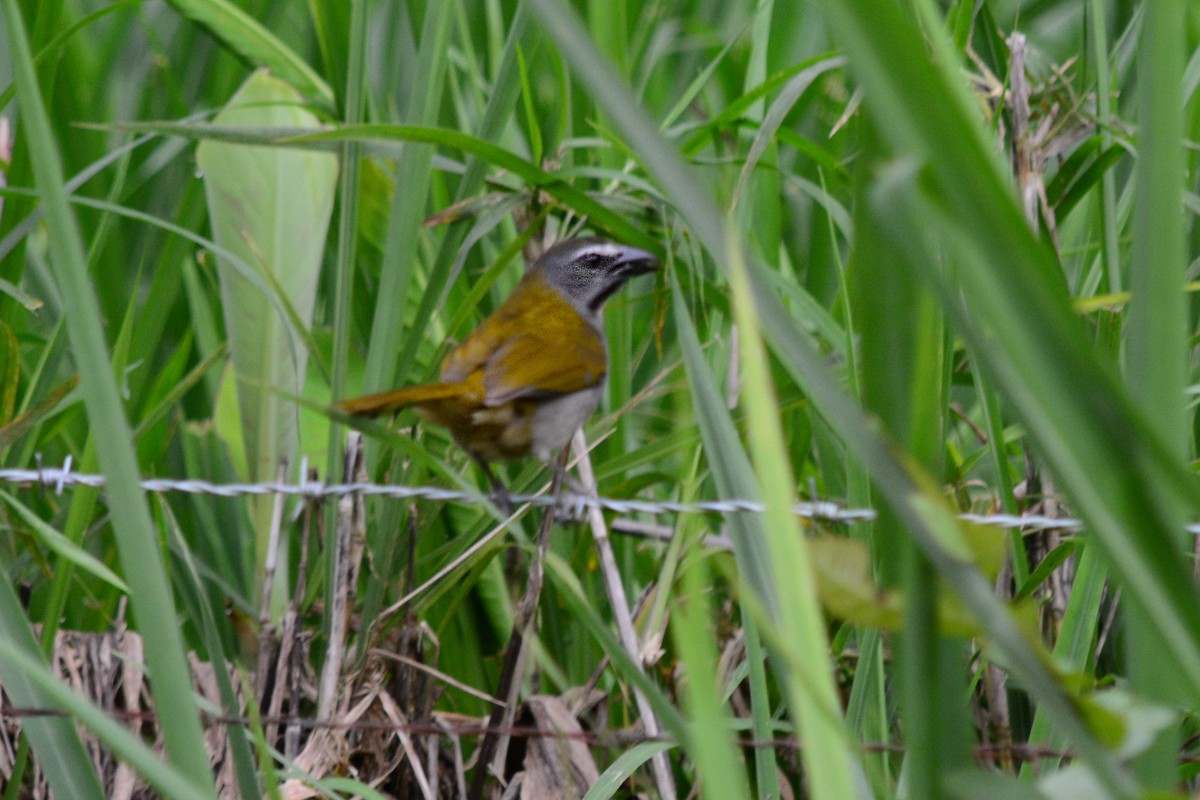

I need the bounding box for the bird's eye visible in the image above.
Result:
[581,253,607,269]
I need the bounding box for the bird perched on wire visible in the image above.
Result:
[337,236,659,500]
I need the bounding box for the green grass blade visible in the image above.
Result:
[583,742,675,800]
[322,0,368,677]
[160,500,261,800]
[1087,0,1123,293]
[815,0,1200,707]
[1024,543,1106,774]
[388,3,530,392]
[308,0,351,106]
[670,273,772,601]
[163,0,335,110]
[0,556,104,799]
[100,119,661,253]
[1124,0,1188,784]
[0,0,143,114]
[361,1,454,395]
[522,0,1132,789]
[1,1,216,789]
[728,243,860,796]
[544,551,689,739]
[0,637,211,800]
[671,553,752,799]
[0,490,128,592]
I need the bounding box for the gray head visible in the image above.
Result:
[532,237,659,315]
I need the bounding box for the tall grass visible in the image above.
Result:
[1,1,1198,798]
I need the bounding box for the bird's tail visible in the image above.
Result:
[336,382,463,417]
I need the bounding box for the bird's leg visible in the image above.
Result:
[551,445,570,494]
[551,445,588,521]
[475,457,512,515]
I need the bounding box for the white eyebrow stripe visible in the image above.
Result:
[579,242,621,257]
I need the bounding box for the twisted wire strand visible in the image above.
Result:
[0,461,1141,533]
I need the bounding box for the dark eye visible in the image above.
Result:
[581,253,607,269]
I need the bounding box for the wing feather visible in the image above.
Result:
[483,333,606,405]
[437,276,608,405]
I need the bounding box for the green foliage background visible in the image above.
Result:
[1,0,1199,798]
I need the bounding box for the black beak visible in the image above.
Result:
[585,243,660,313]
[614,245,659,277]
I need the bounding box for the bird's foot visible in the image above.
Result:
[548,464,594,522]
[553,490,592,523]
[488,484,514,516]
[473,458,515,516]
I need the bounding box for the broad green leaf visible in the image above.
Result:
[198,69,337,488]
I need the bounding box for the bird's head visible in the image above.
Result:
[533,237,659,315]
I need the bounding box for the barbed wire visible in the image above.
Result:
[0,458,1131,533]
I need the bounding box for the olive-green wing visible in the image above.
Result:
[441,276,608,404]
[482,329,607,405]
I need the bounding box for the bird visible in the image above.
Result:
[337,236,659,500]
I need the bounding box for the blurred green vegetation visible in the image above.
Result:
[1,1,1199,797]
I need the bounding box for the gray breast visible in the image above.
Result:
[529,385,605,462]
